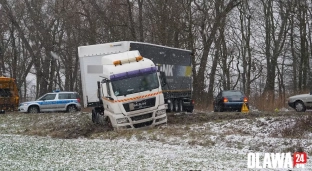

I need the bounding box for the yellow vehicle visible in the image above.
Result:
[0,76,19,113]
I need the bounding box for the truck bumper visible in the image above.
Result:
[111,109,167,130]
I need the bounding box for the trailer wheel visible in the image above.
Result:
[167,99,174,112]
[179,99,183,112]
[174,99,179,112]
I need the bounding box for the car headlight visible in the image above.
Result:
[21,103,29,106]
[156,109,166,117]
[116,118,129,124]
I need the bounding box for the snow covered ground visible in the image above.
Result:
[0,111,311,170]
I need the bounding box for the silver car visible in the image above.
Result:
[18,91,81,113]
[288,92,312,112]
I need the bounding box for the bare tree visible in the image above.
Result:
[261,0,290,107]
[192,0,241,108]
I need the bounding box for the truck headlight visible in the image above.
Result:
[156,109,166,117]
[116,118,129,124]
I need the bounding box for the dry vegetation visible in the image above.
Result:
[271,115,312,138]
[1,109,312,158]
[0,110,311,140]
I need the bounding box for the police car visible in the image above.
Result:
[18,91,81,113]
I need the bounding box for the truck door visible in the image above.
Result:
[101,80,114,111]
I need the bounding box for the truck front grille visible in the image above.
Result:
[130,113,153,121]
[123,97,156,112]
[133,120,153,128]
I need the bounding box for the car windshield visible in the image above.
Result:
[223,91,243,96]
[111,72,159,96]
[0,88,12,97]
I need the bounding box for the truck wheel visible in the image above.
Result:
[174,99,179,112]
[28,106,39,113]
[167,99,174,112]
[179,99,183,112]
[105,116,114,131]
[95,111,100,124]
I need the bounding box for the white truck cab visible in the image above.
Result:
[78,43,167,130]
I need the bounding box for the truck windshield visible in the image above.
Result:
[111,73,159,96]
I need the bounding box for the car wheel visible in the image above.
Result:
[67,105,77,113]
[28,106,39,113]
[217,103,224,112]
[295,101,306,112]
[187,108,194,113]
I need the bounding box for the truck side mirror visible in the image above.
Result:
[159,71,167,87]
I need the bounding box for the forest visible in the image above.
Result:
[0,0,311,110]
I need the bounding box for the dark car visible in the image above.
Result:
[213,90,248,112]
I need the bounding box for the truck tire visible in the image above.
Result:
[179,99,183,112]
[174,99,179,112]
[95,111,100,124]
[104,116,114,131]
[167,99,174,112]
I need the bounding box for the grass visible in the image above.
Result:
[270,115,312,138]
[1,110,312,170]
[1,110,312,152]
